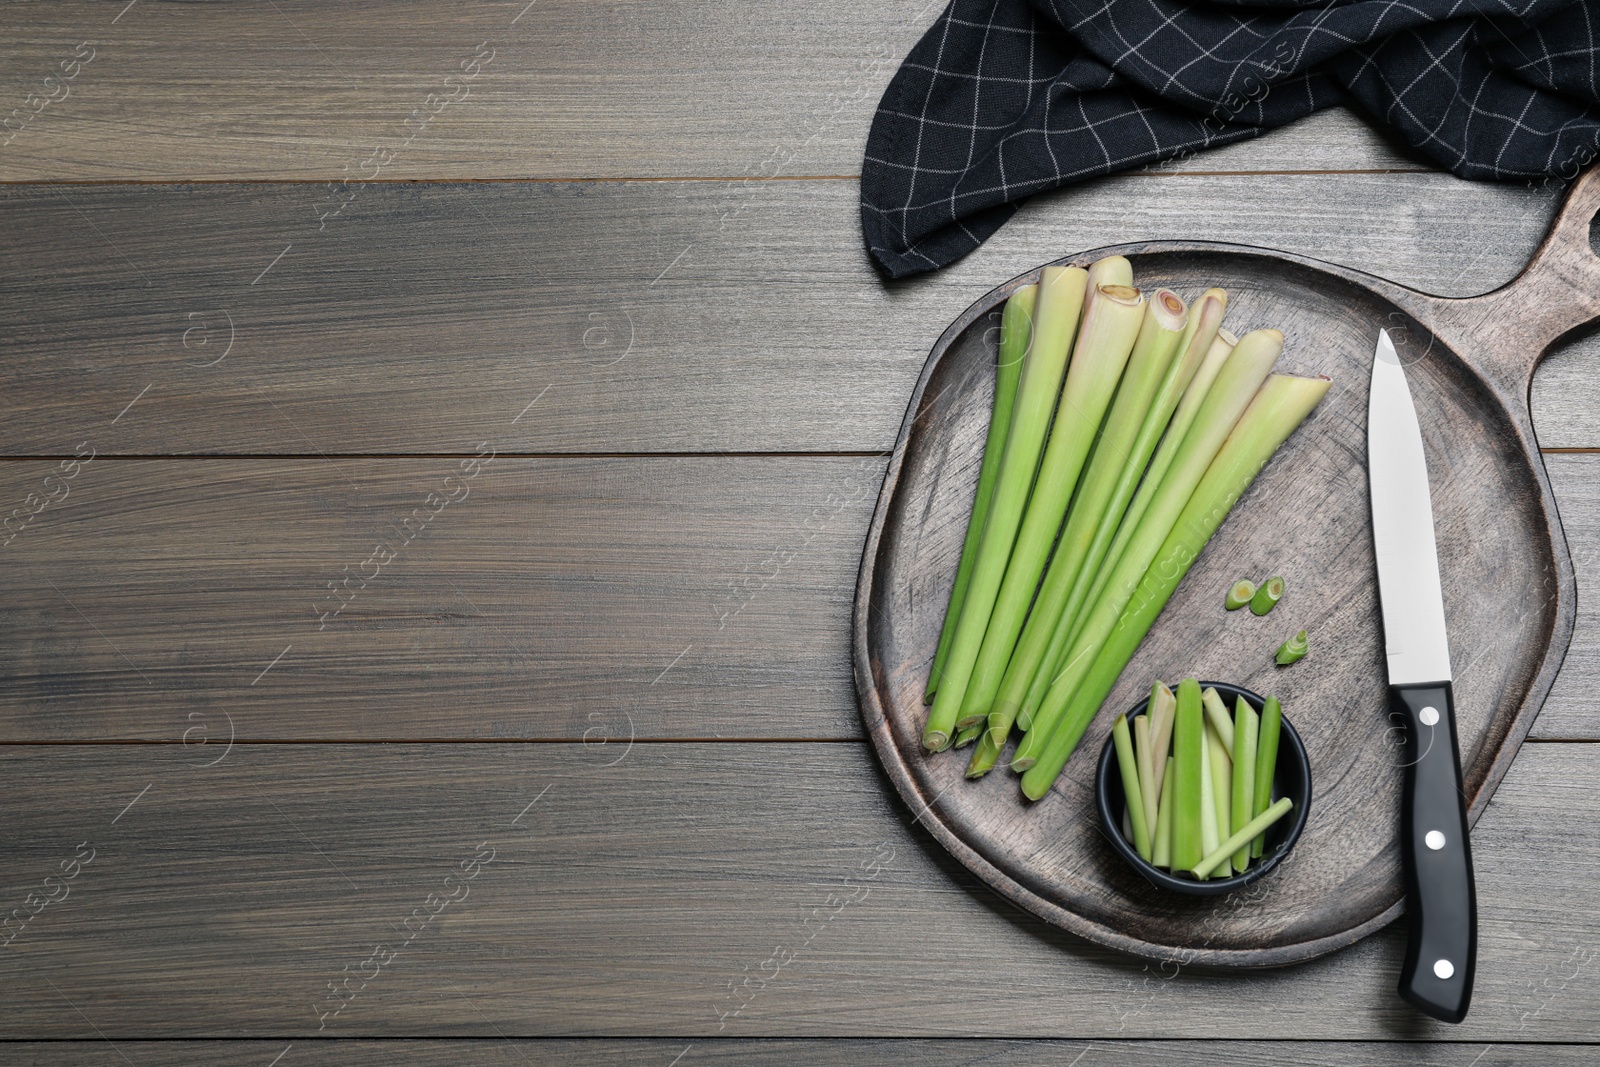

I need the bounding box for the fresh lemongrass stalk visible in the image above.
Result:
[922,266,1089,751]
[1152,756,1175,868]
[1206,719,1232,870]
[1224,579,1256,610]
[1194,798,1293,879]
[1012,330,1286,773]
[965,728,1003,778]
[1113,716,1153,860]
[1084,256,1134,314]
[1201,687,1235,754]
[1018,371,1332,798]
[1135,713,1159,832]
[1231,697,1260,874]
[1198,723,1220,875]
[955,282,1146,730]
[1010,293,1227,732]
[1275,628,1309,665]
[1149,681,1176,799]
[927,285,1037,704]
[1171,678,1204,872]
[1050,325,1239,675]
[982,289,1186,739]
[1250,575,1284,615]
[1252,696,1284,858]
[953,722,984,748]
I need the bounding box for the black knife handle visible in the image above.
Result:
[1391,682,1476,1023]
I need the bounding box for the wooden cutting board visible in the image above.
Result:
[853,168,1600,968]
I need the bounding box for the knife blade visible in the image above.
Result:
[1368,328,1476,1023]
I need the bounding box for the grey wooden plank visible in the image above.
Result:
[4,1040,1592,1065]
[0,0,1421,182]
[0,174,1578,456]
[3,451,1599,742]
[1537,454,1600,738]
[0,456,880,741]
[0,741,1593,1038]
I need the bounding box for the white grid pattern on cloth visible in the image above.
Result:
[861,0,1600,278]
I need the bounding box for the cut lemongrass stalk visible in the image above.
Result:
[1275,628,1309,665]
[953,722,984,748]
[1149,681,1176,800]
[1152,756,1175,868]
[927,284,1036,704]
[983,288,1185,740]
[1206,719,1232,872]
[1113,716,1152,860]
[1250,575,1285,616]
[1010,292,1227,733]
[1194,798,1293,879]
[965,728,1003,778]
[1018,371,1332,799]
[1083,255,1134,315]
[1171,678,1204,872]
[1231,697,1260,874]
[1135,713,1159,832]
[1225,579,1256,611]
[1198,721,1220,876]
[1201,687,1235,755]
[921,266,1089,752]
[1056,325,1238,672]
[1252,696,1284,858]
[1012,330,1287,774]
[958,281,1146,731]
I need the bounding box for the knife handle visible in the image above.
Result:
[1391,682,1476,1023]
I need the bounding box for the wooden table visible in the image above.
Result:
[3,3,1598,1062]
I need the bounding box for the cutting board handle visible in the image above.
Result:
[1423,165,1600,392]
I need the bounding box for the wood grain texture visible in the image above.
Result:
[0,456,881,741]
[0,174,1586,456]
[0,0,1423,182]
[0,741,1593,1039]
[5,1040,1593,1065]
[5,450,1600,743]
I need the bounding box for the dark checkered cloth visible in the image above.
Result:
[862,0,1600,278]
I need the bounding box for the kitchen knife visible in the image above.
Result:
[1367,328,1476,1023]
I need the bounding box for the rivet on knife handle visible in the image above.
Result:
[1392,682,1476,1023]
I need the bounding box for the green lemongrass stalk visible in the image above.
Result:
[953,722,984,748]
[954,282,1146,730]
[1011,330,1286,773]
[1149,681,1176,800]
[965,728,1003,778]
[1152,756,1175,868]
[1224,579,1256,610]
[1275,628,1309,665]
[1250,575,1284,615]
[1049,327,1240,685]
[1206,719,1232,872]
[1084,255,1134,313]
[1252,696,1284,858]
[982,290,1186,739]
[1113,716,1152,860]
[1010,293,1227,732]
[921,266,1089,751]
[1201,686,1235,754]
[1194,798,1293,879]
[1198,723,1220,875]
[1171,678,1204,871]
[1231,697,1260,873]
[926,284,1037,704]
[1018,371,1332,798]
[1135,713,1159,831]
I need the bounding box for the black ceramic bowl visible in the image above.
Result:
[1096,680,1311,896]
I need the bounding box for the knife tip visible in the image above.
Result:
[1375,329,1401,368]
